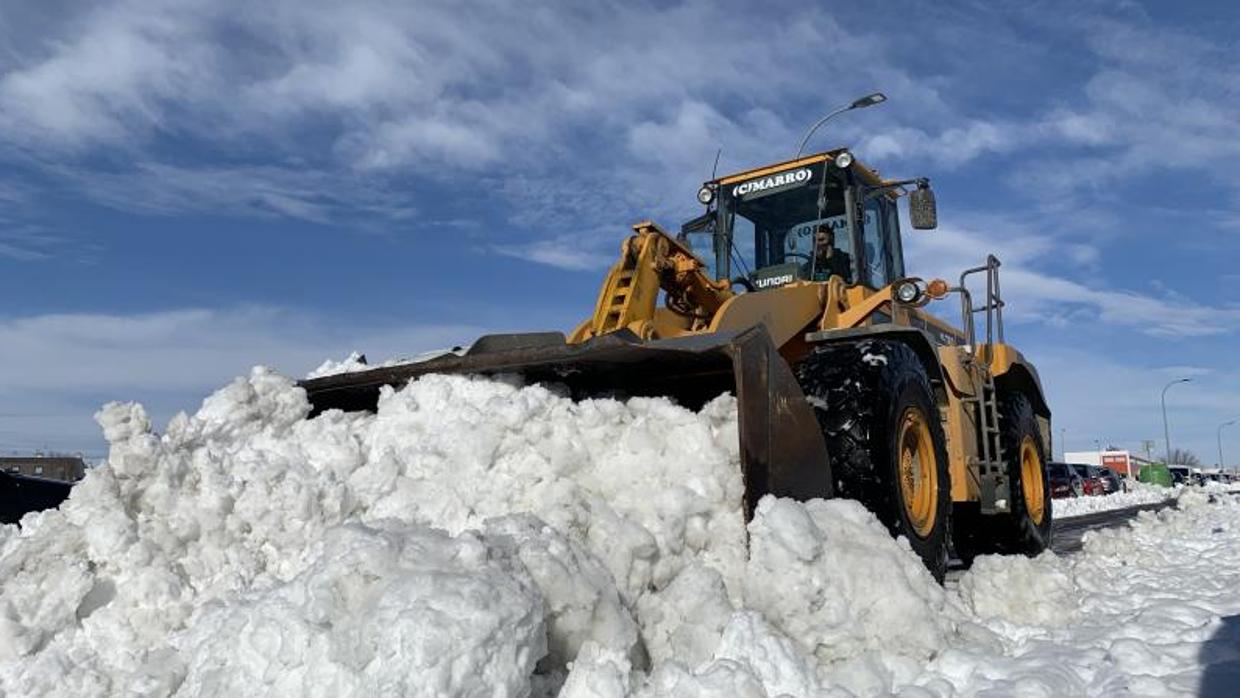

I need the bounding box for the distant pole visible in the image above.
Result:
[1060,428,1066,460]
[1161,378,1191,464]
[1220,420,1237,470]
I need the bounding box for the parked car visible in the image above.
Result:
[1070,463,1106,496]
[1093,466,1123,494]
[1169,466,1203,486]
[1049,462,1085,498]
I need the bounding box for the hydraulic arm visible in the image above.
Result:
[572,221,733,342]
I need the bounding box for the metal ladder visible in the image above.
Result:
[957,255,1009,513]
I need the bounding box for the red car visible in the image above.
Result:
[1070,463,1106,496]
[1049,462,1085,498]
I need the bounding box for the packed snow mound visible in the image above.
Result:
[2,369,959,696]
[0,371,737,694]
[176,521,546,697]
[1054,480,1177,518]
[946,490,1240,694]
[742,497,955,663]
[5,367,1240,696]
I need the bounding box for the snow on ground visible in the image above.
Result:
[3,370,1240,696]
[1055,481,1178,519]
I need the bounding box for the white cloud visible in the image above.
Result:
[0,1,218,151]
[0,307,482,393]
[859,120,1027,168]
[0,306,488,454]
[905,218,1240,338]
[0,1,918,230]
[2,1,1236,233]
[57,162,416,224]
[1029,344,1240,464]
[0,0,1236,458]
[0,238,51,261]
[490,239,612,272]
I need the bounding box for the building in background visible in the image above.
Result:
[1,456,87,482]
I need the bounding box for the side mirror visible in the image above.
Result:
[909,180,937,230]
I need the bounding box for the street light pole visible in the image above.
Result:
[795,92,887,158]
[1219,419,1236,470]
[1161,378,1191,465]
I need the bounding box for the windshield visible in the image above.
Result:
[686,161,852,285]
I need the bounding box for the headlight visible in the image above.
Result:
[834,151,854,169]
[894,279,923,304]
[697,185,715,205]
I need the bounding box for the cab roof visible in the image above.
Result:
[711,148,887,188]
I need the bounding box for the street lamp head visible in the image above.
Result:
[795,92,889,158]
[849,92,887,110]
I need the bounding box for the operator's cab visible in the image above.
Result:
[680,149,934,293]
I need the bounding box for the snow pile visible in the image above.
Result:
[943,489,1240,694]
[4,367,1240,696]
[175,522,546,697]
[0,370,959,696]
[1055,480,1177,518]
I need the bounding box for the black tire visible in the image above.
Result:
[796,340,951,581]
[952,392,1052,564]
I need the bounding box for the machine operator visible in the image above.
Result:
[811,224,852,283]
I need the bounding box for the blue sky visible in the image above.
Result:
[0,0,1237,464]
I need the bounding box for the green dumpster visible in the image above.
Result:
[1139,463,1174,487]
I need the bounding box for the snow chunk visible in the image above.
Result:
[743,497,959,666]
[306,347,470,379]
[635,563,732,667]
[485,515,642,672]
[860,353,888,367]
[958,553,1080,627]
[306,351,372,379]
[175,522,545,697]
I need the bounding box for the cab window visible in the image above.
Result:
[861,195,905,288]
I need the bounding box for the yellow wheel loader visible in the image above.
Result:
[301,148,1053,580]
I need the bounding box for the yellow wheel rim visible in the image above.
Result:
[897,407,938,538]
[1020,435,1046,526]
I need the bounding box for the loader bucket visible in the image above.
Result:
[1,471,74,525]
[300,325,832,519]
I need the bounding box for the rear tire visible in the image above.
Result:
[952,392,1052,564]
[796,340,951,581]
